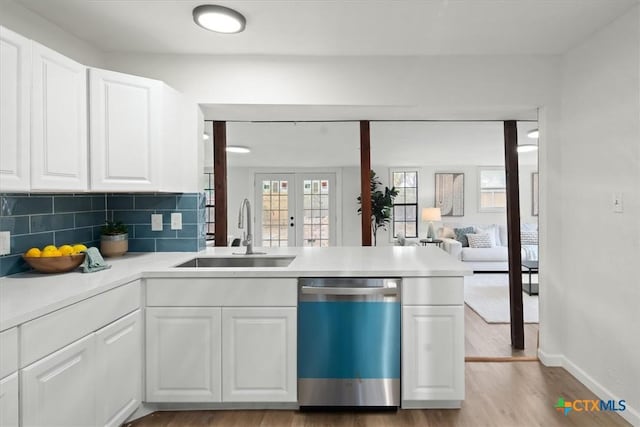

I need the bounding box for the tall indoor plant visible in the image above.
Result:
[357,170,399,246]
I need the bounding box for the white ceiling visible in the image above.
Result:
[16,0,638,56]
[220,121,538,168]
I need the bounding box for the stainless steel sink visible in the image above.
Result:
[174,256,295,268]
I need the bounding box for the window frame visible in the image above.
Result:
[390,168,419,239]
[478,166,507,213]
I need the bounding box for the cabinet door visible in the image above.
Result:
[21,334,96,427]
[0,26,30,191]
[222,307,297,402]
[95,311,141,427]
[31,42,87,191]
[402,305,464,402]
[89,68,161,191]
[0,373,19,427]
[146,307,221,402]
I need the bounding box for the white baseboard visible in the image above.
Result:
[539,351,639,426]
[561,356,639,427]
[537,349,563,367]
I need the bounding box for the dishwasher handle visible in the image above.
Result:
[301,286,398,296]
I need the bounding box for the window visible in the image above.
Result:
[479,167,506,212]
[392,170,418,238]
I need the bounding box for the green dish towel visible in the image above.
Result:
[80,247,111,273]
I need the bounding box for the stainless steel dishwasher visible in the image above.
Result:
[297,278,401,408]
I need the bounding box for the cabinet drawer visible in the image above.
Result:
[0,327,18,379]
[20,281,141,367]
[146,278,297,307]
[402,277,463,305]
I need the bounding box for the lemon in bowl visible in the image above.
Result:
[59,245,75,256]
[72,244,88,254]
[24,247,42,258]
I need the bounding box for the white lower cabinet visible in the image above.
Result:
[0,373,19,427]
[222,307,297,403]
[21,334,96,427]
[96,311,141,427]
[146,307,222,402]
[402,305,464,402]
[20,309,141,427]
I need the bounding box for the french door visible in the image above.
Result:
[255,173,336,247]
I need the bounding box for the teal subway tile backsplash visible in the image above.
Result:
[1,196,53,216]
[30,213,75,233]
[0,192,205,277]
[156,238,199,252]
[54,196,93,213]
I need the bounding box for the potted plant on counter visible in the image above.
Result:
[100,220,129,257]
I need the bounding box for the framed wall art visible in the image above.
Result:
[435,173,464,216]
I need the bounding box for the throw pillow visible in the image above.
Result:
[440,226,456,239]
[454,226,475,247]
[521,230,538,245]
[476,224,501,246]
[467,233,495,248]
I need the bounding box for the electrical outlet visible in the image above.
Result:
[0,231,10,255]
[151,214,163,231]
[613,192,623,213]
[171,213,182,230]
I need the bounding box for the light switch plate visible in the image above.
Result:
[0,231,10,255]
[171,213,182,230]
[151,214,163,231]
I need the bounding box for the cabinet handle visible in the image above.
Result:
[301,286,398,296]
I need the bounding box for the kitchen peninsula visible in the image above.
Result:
[0,246,470,426]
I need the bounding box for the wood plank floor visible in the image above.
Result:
[464,304,539,358]
[127,362,629,427]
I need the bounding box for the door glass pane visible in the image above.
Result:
[260,179,289,247]
[303,178,331,247]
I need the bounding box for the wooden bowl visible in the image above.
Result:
[23,253,86,273]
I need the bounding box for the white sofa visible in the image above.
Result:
[438,223,538,272]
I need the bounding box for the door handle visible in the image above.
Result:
[301,286,398,296]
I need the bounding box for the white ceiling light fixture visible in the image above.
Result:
[517,144,538,153]
[527,129,539,139]
[193,4,246,34]
[226,145,251,154]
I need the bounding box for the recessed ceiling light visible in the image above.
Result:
[527,129,539,139]
[226,145,251,154]
[517,144,538,153]
[193,5,246,34]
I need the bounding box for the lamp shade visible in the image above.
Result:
[422,207,441,222]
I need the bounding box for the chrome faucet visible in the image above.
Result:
[236,198,264,255]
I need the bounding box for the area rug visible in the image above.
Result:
[464,273,539,324]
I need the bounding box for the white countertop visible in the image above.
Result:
[0,246,470,331]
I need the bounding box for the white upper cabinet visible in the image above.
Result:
[89,68,162,191]
[31,42,88,191]
[0,26,30,192]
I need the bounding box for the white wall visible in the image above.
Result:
[104,53,558,119]
[542,6,640,425]
[0,0,104,66]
